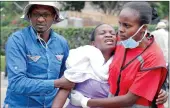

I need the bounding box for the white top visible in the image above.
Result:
[64,45,113,83]
[151,29,168,63]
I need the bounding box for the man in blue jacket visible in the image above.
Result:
[4,2,73,108]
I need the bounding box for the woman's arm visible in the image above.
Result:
[54,77,75,89]
[88,91,139,108]
[70,90,139,108]
[52,77,75,108]
[70,89,168,108]
[52,88,71,108]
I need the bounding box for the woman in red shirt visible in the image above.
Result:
[70,2,168,108]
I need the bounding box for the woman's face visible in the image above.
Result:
[92,24,116,52]
[118,8,144,41]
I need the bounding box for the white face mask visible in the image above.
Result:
[121,25,147,48]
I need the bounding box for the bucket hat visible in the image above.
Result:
[156,22,167,29]
[21,1,64,23]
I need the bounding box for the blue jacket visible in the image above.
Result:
[4,26,69,108]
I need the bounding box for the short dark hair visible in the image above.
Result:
[90,24,104,41]
[122,2,152,25]
[90,24,114,41]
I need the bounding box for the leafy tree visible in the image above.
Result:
[59,1,85,12]
[90,1,127,15]
[1,1,28,27]
[90,1,169,18]
[150,1,169,19]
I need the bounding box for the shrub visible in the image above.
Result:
[0,25,156,55]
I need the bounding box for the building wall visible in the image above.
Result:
[56,1,118,27]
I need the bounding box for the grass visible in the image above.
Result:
[1,55,5,72]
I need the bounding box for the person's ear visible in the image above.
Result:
[142,24,148,32]
[53,15,56,21]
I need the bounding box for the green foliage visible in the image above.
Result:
[150,1,169,19]
[1,56,5,72]
[157,1,169,18]
[53,27,93,48]
[0,26,24,55]
[147,25,157,32]
[59,1,85,12]
[91,1,119,15]
[1,1,28,26]
[90,1,169,18]
[1,25,157,55]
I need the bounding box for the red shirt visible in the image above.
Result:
[108,38,167,107]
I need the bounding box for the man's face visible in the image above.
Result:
[29,5,56,34]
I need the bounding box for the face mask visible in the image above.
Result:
[121,25,147,49]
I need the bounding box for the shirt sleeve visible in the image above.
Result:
[6,35,55,96]
[129,68,162,101]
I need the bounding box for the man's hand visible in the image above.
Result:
[70,90,90,107]
[156,89,168,104]
[54,77,75,90]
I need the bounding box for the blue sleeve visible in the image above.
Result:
[5,35,55,96]
[59,40,69,78]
